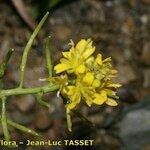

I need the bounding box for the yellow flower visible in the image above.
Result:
[63,74,120,109]
[62,72,120,109]
[95,54,102,65]
[105,98,118,106]
[65,85,81,109]
[47,74,68,96]
[53,39,122,132]
[93,90,107,105]
[86,54,119,82]
[93,88,119,106]
[54,39,121,110]
[54,39,95,74]
[63,72,95,109]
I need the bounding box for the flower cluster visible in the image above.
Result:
[54,39,121,110]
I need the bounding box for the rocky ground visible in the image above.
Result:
[0,0,150,150]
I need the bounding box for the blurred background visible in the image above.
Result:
[0,0,150,150]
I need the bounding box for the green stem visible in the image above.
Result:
[3,49,14,67]
[19,12,49,88]
[0,49,14,78]
[36,92,50,108]
[0,84,59,97]
[45,36,52,77]
[0,116,41,137]
[66,107,72,132]
[1,97,10,141]
[7,119,41,137]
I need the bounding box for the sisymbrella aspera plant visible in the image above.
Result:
[0,12,121,143]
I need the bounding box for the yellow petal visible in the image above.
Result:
[83,47,95,59]
[103,57,111,62]
[107,83,122,88]
[60,58,70,64]
[83,72,94,86]
[67,91,81,109]
[110,69,118,74]
[62,52,71,59]
[67,85,81,109]
[96,54,102,65]
[105,98,118,106]
[105,89,116,96]
[81,90,93,107]
[85,99,92,107]
[93,90,107,105]
[54,63,70,73]
[92,79,100,88]
[75,39,87,53]
[76,64,86,74]
[67,86,76,95]
[86,56,94,64]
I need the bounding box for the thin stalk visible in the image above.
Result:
[0,49,14,89]
[45,36,52,77]
[0,116,41,137]
[0,48,14,78]
[66,107,72,132]
[3,49,14,67]
[36,92,50,108]
[19,12,49,88]
[1,97,10,141]
[7,119,41,137]
[0,84,59,97]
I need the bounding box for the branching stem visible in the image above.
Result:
[0,84,59,97]
[19,12,49,88]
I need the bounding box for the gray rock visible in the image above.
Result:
[117,97,150,150]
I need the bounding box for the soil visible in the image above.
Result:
[0,0,149,150]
